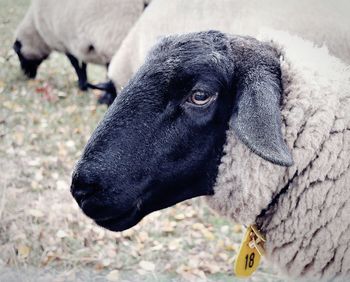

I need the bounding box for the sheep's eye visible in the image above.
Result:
[187,91,216,106]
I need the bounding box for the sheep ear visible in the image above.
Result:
[230,67,293,167]
[13,40,22,53]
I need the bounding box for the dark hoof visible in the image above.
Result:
[78,81,88,91]
[98,92,116,106]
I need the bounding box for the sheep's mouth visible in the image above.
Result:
[80,199,141,231]
[94,207,143,232]
[78,194,144,231]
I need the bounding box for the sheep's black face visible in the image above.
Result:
[71,31,236,231]
[72,30,291,231]
[13,40,46,78]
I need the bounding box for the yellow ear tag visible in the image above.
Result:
[233,225,266,278]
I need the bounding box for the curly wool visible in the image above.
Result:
[206,30,350,279]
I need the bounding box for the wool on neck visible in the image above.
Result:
[206,29,350,278]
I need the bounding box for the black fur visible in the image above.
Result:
[66,53,88,91]
[229,37,293,166]
[71,31,292,232]
[13,40,46,79]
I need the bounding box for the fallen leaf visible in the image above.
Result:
[233,224,243,233]
[56,230,68,238]
[225,243,236,252]
[106,270,119,281]
[121,229,134,238]
[28,209,44,218]
[137,269,147,276]
[139,260,155,271]
[201,229,215,241]
[65,105,78,114]
[35,84,57,102]
[17,245,31,259]
[30,180,40,191]
[3,101,22,112]
[57,91,67,98]
[192,223,205,231]
[151,243,163,251]
[168,239,181,251]
[188,258,199,268]
[162,220,177,233]
[34,170,43,181]
[13,132,24,145]
[220,225,229,234]
[185,209,196,218]
[65,140,75,149]
[104,258,112,266]
[27,159,41,167]
[138,231,149,243]
[218,252,229,261]
[202,262,220,274]
[56,180,68,191]
[174,213,185,221]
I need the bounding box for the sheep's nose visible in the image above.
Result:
[70,169,100,206]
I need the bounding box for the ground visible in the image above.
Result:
[0,1,281,281]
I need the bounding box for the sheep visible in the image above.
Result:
[13,0,148,104]
[107,0,350,90]
[70,29,350,279]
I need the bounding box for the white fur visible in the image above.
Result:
[108,0,350,88]
[207,30,350,279]
[15,0,146,65]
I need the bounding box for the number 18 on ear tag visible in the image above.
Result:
[234,225,265,277]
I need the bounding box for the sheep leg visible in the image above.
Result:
[79,62,88,90]
[66,53,88,91]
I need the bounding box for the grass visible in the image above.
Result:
[0,0,281,281]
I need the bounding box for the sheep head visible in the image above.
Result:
[13,40,48,78]
[13,11,50,79]
[71,30,292,231]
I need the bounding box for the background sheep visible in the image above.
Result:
[71,30,350,280]
[14,0,148,104]
[108,0,350,90]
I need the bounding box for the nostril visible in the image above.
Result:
[71,182,100,206]
[71,170,101,205]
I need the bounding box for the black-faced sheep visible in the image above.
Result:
[71,30,350,279]
[13,0,148,104]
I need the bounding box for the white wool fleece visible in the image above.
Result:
[108,0,350,88]
[207,30,350,280]
[15,0,145,65]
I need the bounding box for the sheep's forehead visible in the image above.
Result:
[143,43,232,87]
[149,32,231,65]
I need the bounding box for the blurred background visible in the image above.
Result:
[0,0,283,281]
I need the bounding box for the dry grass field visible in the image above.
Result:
[0,1,281,281]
